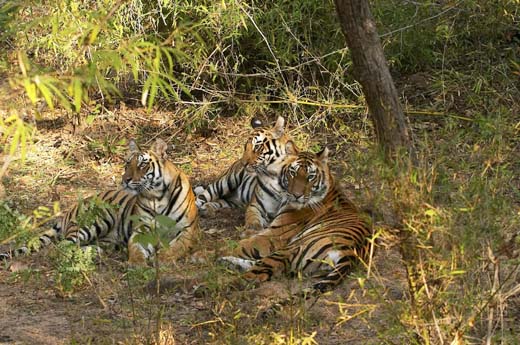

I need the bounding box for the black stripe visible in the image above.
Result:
[174,204,188,223]
[257,178,276,198]
[164,176,183,215]
[137,200,154,213]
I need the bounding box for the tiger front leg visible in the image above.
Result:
[198,199,234,217]
[242,251,290,283]
[234,220,296,259]
[194,160,247,209]
[233,232,278,259]
[217,232,280,272]
[158,222,200,263]
[127,232,153,266]
[243,199,267,238]
[194,186,211,209]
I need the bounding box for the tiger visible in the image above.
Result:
[0,138,199,265]
[195,116,297,232]
[220,148,373,294]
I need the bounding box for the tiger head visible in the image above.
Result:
[122,138,169,196]
[280,148,332,208]
[242,116,297,175]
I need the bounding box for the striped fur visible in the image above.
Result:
[221,149,372,292]
[243,140,298,232]
[195,116,294,232]
[0,139,199,265]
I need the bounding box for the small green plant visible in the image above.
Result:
[0,202,26,241]
[76,195,118,230]
[0,202,57,254]
[125,265,156,285]
[0,110,33,161]
[129,213,178,344]
[46,196,115,296]
[8,268,41,285]
[87,137,127,159]
[131,214,178,256]
[51,241,96,296]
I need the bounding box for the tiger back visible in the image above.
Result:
[221,148,373,293]
[0,138,199,265]
[195,116,294,230]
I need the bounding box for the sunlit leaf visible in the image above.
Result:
[424,209,437,217]
[88,25,100,45]
[73,78,82,113]
[141,77,151,107]
[147,76,159,109]
[34,76,55,109]
[17,51,29,77]
[22,79,38,104]
[43,78,72,111]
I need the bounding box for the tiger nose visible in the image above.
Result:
[292,190,304,198]
[123,176,132,184]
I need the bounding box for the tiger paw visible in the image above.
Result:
[195,196,207,209]
[193,185,206,196]
[243,271,270,283]
[240,228,259,239]
[127,246,149,267]
[194,187,208,209]
[257,303,283,319]
[198,203,217,217]
[217,256,255,272]
[190,249,216,264]
[0,252,12,261]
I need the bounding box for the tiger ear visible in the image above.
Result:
[285,140,299,155]
[251,118,263,128]
[317,147,329,163]
[241,141,254,163]
[129,139,140,154]
[272,116,285,139]
[151,138,168,159]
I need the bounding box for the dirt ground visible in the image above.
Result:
[0,107,409,344]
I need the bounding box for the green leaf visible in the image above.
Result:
[424,209,437,217]
[34,77,54,109]
[141,75,159,110]
[450,270,466,276]
[162,48,174,73]
[141,77,151,107]
[85,115,96,125]
[9,130,19,156]
[154,215,177,228]
[88,26,100,45]
[17,51,30,77]
[157,78,174,99]
[44,78,71,111]
[134,232,158,247]
[19,122,27,159]
[72,78,82,113]
[23,79,38,104]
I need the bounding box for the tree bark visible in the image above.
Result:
[334,0,413,158]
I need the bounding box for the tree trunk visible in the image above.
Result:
[334,0,413,158]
